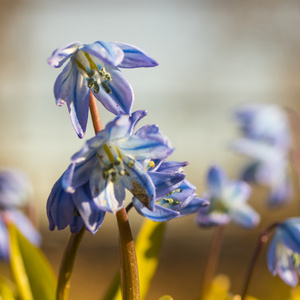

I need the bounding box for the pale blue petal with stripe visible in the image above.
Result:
[207,166,227,198]
[48,41,82,68]
[91,66,133,115]
[82,41,124,67]
[111,42,158,68]
[229,203,260,228]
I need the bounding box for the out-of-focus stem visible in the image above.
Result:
[240,222,279,300]
[201,225,225,300]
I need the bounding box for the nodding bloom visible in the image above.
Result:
[0,168,41,260]
[47,111,174,234]
[133,160,208,221]
[267,218,300,286]
[233,103,292,206]
[196,166,260,228]
[48,41,158,138]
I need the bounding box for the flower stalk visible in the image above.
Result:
[240,222,279,300]
[200,225,225,300]
[56,226,85,300]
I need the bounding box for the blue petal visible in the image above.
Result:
[240,161,261,183]
[128,110,148,135]
[82,41,124,67]
[48,41,82,68]
[207,166,227,198]
[122,158,155,210]
[47,176,75,231]
[111,42,158,68]
[0,218,9,259]
[6,210,41,246]
[116,135,173,161]
[135,124,160,137]
[179,197,209,216]
[72,183,106,234]
[280,223,300,254]
[229,203,260,228]
[92,66,133,115]
[197,210,230,227]
[148,171,185,199]
[69,216,84,234]
[225,181,251,204]
[268,178,292,206]
[267,233,279,276]
[133,198,179,221]
[156,161,189,173]
[54,61,90,138]
[106,115,131,140]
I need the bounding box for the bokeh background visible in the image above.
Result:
[1,0,300,299]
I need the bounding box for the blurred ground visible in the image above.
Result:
[1,0,300,299]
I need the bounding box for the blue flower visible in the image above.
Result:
[196,166,260,228]
[233,138,291,206]
[47,111,173,234]
[267,218,300,286]
[133,161,208,222]
[0,168,41,260]
[48,41,158,138]
[235,103,290,149]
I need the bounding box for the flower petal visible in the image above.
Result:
[92,66,133,115]
[48,41,82,68]
[82,41,124,67]
[116,135,173,161]
[122,158,155,210]
[111,42,158,68]
[47,176,75,231]
[148,171,185,199]
[54,61,90,138]
[267,234,279,276]
[179,197,209,216]
[207,166,227,198]
[229,203,260,228]
[133,198,179,221]
[72,183,106,234]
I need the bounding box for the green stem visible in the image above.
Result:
[56,226,85,300]
[240,222,279,300]
[200,225,225,300]
[116,207,140,300]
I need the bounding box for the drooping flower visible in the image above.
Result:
[267,218,300,286]
[235,102,290,149]
[233,103,292,206]
[233,138,291,206]
[0,168,41,260]
[47,111,173,234]
[48,41,158,138]
[196,166,260,228]
[133,160,208,221]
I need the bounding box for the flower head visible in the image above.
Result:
[48,41,158,138]
[196,166,260,228]
[267,218,300,286]
[47,111,173,233]
[133,161,208,221]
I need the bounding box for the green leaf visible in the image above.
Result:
[8,223,56,300]
[103,219,165,300]
[0,276,16,300]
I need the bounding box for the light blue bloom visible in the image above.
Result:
[235,103,291,149]
[196,166,260,228]
[47,111,173,233]
[0,168,41,260]
[267,218,300,286]
[133,161,208,221]
[48,41,158,138]
[232,138,291,206]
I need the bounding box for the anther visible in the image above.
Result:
[101,81,112,94]
[127,160,135,168]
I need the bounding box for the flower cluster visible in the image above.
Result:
[232,103,292,206]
